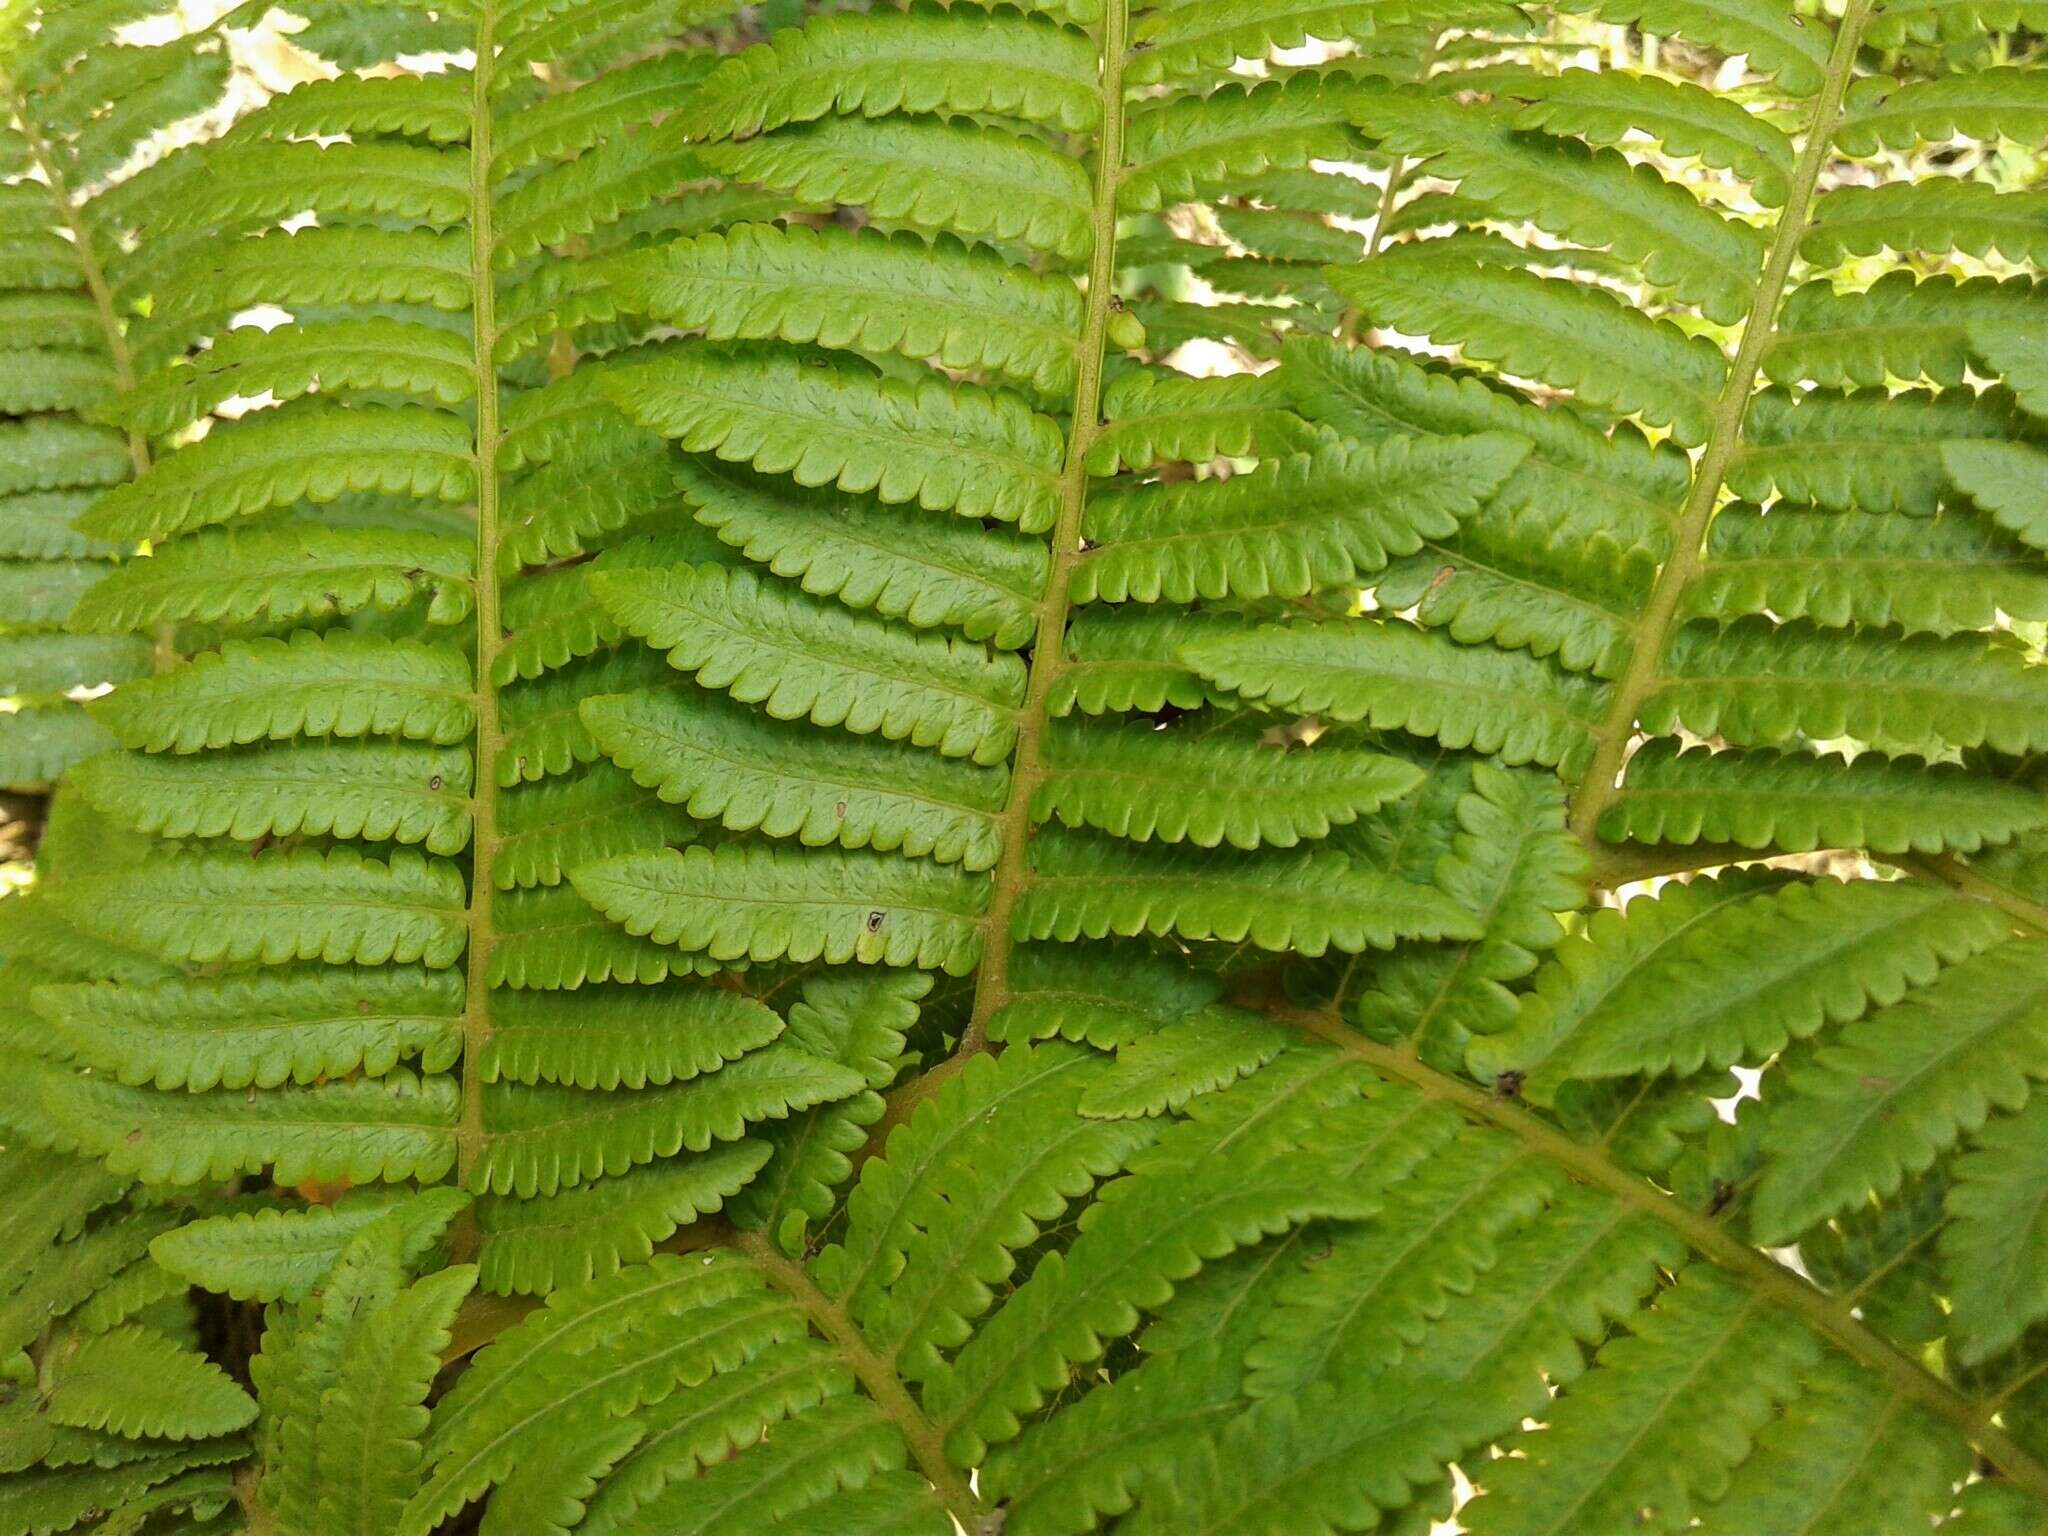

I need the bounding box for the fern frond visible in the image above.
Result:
[1648,618,2048,757]
[698,117,1094,260]
[1685,504,2048,635]
[89,632,475,753]
[66,519,474,633]
[479,985,783,1092]
[1602,740,2048,855]
[603,348,1064,531]
[1348,86,1763,322]
[44,1327,255,1442]
[76,402,476,543]
[1018,828,1483,955]
[593,563,1025,765]
[69,741,475,852]
[1326,252,1727,447]
[1189,619,1608,774]
[1805,182,2048,268]
[1073,432,1527,603]
[51,847,468,968]
[583,688,1007,870]
[571,843,989,974]
[34,966,460,1101]
[1751,942,2048,1244]
[45,1069,459,1186]
[675,9,1100,141]
[472,1046,864,1199]
[1034,719,1423,850]
[675,459,1048,651]
[604,223,1084,398]
[1468,875,2011,1098]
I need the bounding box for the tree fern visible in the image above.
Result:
[6,0,2048,1529]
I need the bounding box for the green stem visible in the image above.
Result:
[1565,0,1874,844]
[1263,999,2048,1503]
[734,1230,990,1529]
[963,0,1128,1053]
[457,15,505,1204]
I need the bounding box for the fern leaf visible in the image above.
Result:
[1602,740,2048,855]
[571,1338,851,1536]
[924,1056,1402,1462]
[697,118,1093,260]
[50,847,468,969]
[582,688,1007,870]
[1695,1357,1969,1536]
[1351,763,1587,1067]
[603,348,1063,531]
[33,965,462,1093]
[75,402,476,543]
[1730,386,2032,516]
[472,1046,862,1199]
[1120,74,1367,212]
[1348,87,1763,322]
[45,1327,255,1442]
[66,519,473,633]
[1750,941,2048,1244]
[1467,875,2008,1097]
[89,632,474,753]
[1686,504,2048,636]
[1973,320,2048,419]
[1766,272,2042,391]
[1502,66,1794,204]
[479,985,783,1092]
[70,741,475,853]
[114,318,475,438]
[675,459,1048,651]
[1648,618,2048,757]
[1035,719,1423,850]
[1325,253,1727,447]
[1127,0,1522,87]
[1804,182,2048,268]
[728,969,923,1251]
[222,70,470,146]
[497,649,672,788]
[1943,1096,2048,1364]
[592,563,1024,765]
[830,1043,1155,1378]
[490,53,709,176]
[315,1265,476,1536]
[987,943,1222,1048]
[1053,609,1239,716]
[1188,619,1608,774]
[140,140,468,237]
[1073,432,1528,603]
[571,843,989,975]
[148,1192,452,1302]
[496,763,698,891]
[604,223,1083,398]
[1284,332,1680,556]
[1944,441,2048,551]
[43,1069,459,1186]
[1087,368,1294,476]
[474,1143,772,1296]
[487,884,730,990]
[1551,0,1829,93]
[1080,1010,1297,1120]
[403,1252,802,1533]
[675,9,1100,141]
[1018,828,1483,955]
[1461,1265,1820,1536]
